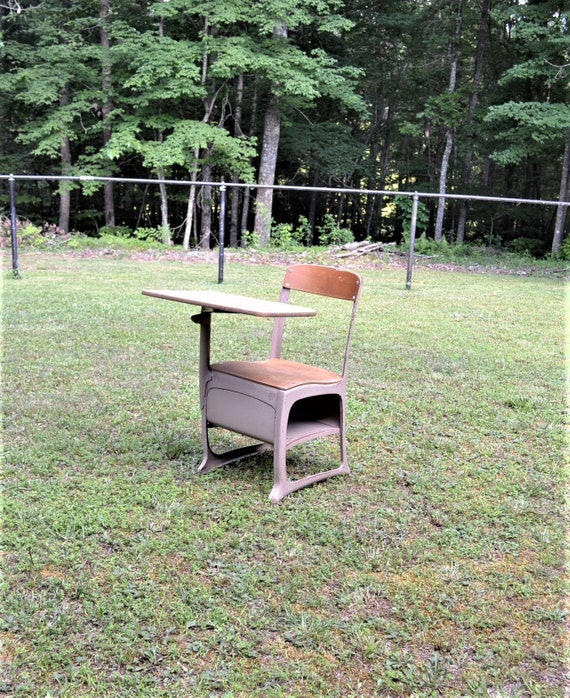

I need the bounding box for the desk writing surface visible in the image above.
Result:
[142,289,315,318]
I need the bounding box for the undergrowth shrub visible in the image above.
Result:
[506,237,545,258]
[99,225,131,238]
[0,216,71,249]
[395,195,429,240]
[270,222,306,250]
[555,236,570,260]
[317,214,354,246]
[134,226,166,243]
[241,230,261,248]
[99,225,167,243]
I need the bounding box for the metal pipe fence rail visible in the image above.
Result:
[2,173,568,288]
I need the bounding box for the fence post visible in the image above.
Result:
[406,192,419,290]
[9,174,20,278]
[218,183,226,284]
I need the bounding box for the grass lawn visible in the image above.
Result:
[1,249,568,697]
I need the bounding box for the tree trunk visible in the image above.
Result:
[363,122,379,239]
[156,129,170,242]
[253,23,286,246]
[434,133,453,241]
[230,183,240,248]
[240,187,251,245]
[253,94,280,245]
[240,76,259,245]
[100,0,115,227]
[183,147,200,250]
[230,73,244,247]
[551,137,570,256]
[365,96,395,239]
[434,0,463,242]
[157,168,170,244]
[58,87,71,233]
[156,8,170,245]
[456,0,490,243]
[158,179,169,232]
[183,17,215,250]
[200,159,212,249]
[59,140,72,233]
[58,187,71,233]
[308,167,319,243]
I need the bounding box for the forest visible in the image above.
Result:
[1,0,569,256]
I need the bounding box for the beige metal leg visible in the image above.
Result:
[199,424,271,474]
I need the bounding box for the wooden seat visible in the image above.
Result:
[210,358,341,390]
[198,264,363,502]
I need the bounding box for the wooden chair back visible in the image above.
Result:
[281,264,362,301]
[270,265,362,374]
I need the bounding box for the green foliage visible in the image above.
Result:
[280,122,366,178]
[96,234,162,251]
[18,223,43,246]
[133,226,165,243]
[270,221,306,250]
[295,215,313,245]
[396,231,456,259]
[483,2,569,166]
[555,235,570,261]
[0,217,73,249]
[400,231,473,259]
[411,232,447,255]
[241,230,261,248]
[269,216,315,249]
[485,102,570,165]
[106,117,257,182]
[0,0,567,257]
[492,2,569,92]
[506,236,546,258]
[97,225,168,244]
[316,213,354,246]
[395,196,429,240]
[119,34,204,100]
[420,91,464,128]
[99,225,132,238]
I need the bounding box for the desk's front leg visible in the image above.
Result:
[192,310,218,472]
[191,311,212,403]
[191,309,271,474]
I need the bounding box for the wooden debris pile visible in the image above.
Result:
[334,240,401,258]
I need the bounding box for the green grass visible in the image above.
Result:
[1,250,568,697]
